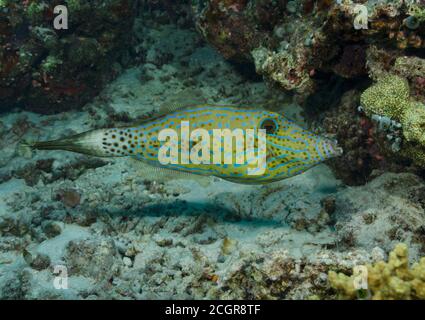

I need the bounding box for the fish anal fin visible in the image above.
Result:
[129,158,211,187]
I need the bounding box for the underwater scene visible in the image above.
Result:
[1,0,425,301]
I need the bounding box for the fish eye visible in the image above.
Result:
[259,118,278,134]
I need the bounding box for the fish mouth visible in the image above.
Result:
[323,139,343,158]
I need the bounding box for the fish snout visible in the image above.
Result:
[322,138,343,159]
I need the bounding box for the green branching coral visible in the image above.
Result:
[329,244,425,300]
[360,74,411,121]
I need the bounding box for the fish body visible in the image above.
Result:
[25,105,342,184]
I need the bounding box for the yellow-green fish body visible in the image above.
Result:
[25,105,342,184]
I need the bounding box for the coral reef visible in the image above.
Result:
[318,89,410,185]
[0,0,136,113]
[191,0,425,97]
[329,243,425,300]
[191,1,425,170]
[360,74,411,121]
[1,1,425,301]
[360,48,425,168]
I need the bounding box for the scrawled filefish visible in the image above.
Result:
[21,105,342,184]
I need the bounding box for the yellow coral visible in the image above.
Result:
[360,74,410,121]
[401,102,425,145]
[329,244,425,300]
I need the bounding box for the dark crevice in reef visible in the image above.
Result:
[229,61,264,82]
[303,73,371,119]
[405,48,425,59]
[0,0,138,114]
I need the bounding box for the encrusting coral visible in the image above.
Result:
[329,243,425,300]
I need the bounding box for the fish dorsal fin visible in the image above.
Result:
[159,101,205,115]
[129,158,212,187]
[159,103,267,114]
[158,88,208,115]
[131,89,206,126]
[130,102,267,127]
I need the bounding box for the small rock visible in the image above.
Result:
[320,196,336,215]
[65,238,119,280]
[31,254,51,271]
[23,249,51,271]
[286,1,297,14]
[133,249,161,270]
[57,189,81,208]
[155,238,173,247]
[193,229,218,245]
[371,247,385,262]
[123,257,132,267]
[42,221,62,238]
[317,210,331,226]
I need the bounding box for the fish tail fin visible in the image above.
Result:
[18,129,120,158]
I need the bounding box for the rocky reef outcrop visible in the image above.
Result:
[191,0,425,176]
[192,0,425,96]
[0,0,136,113]
[360,47,425,168]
